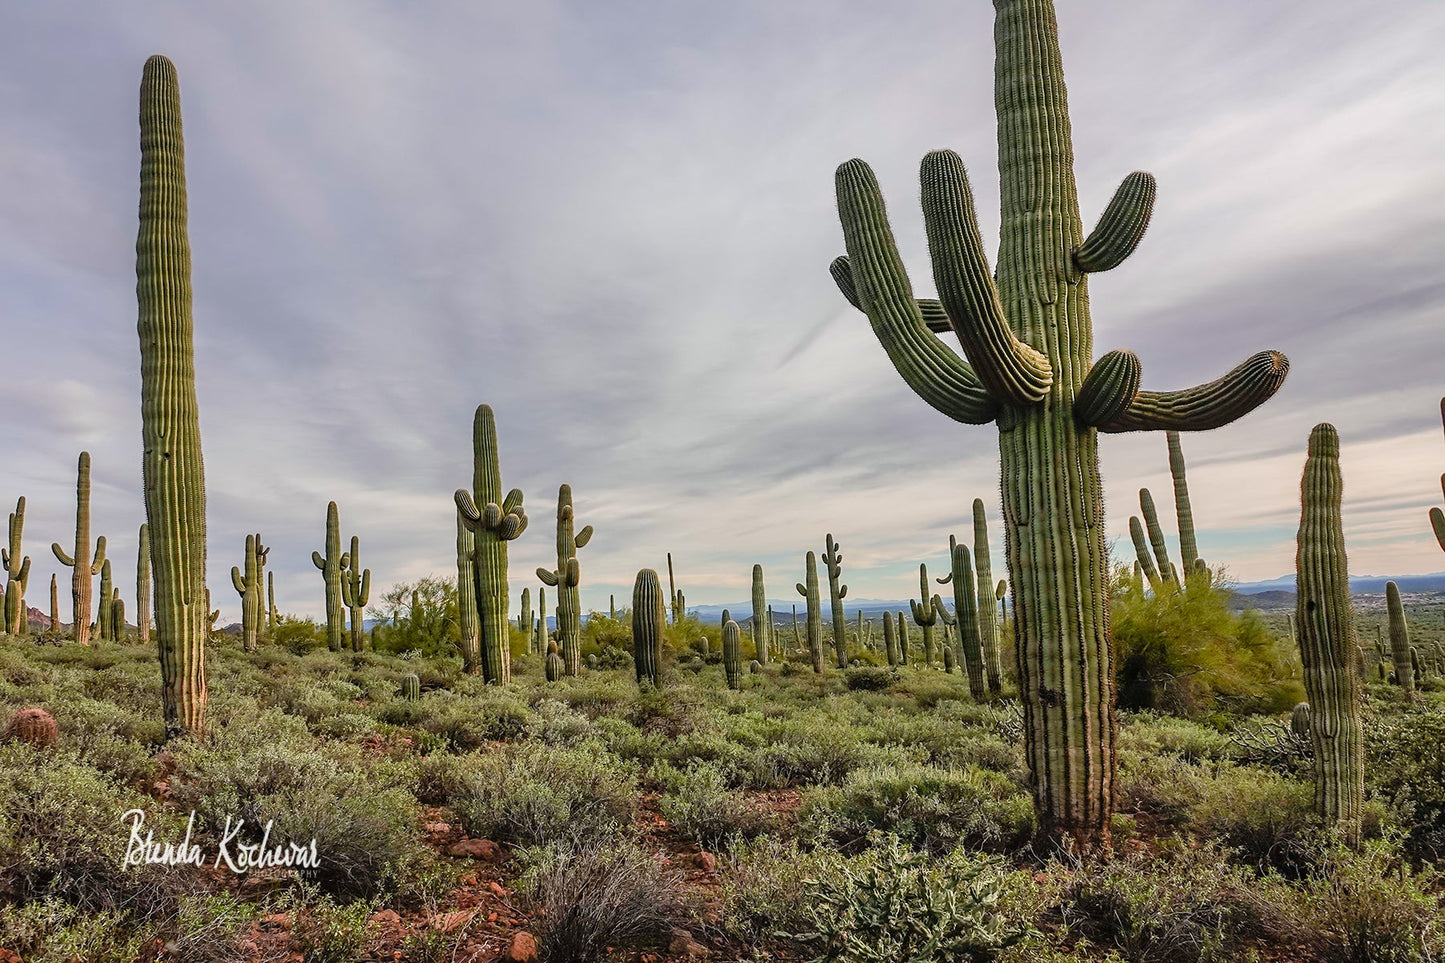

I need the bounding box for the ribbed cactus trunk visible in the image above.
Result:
[49,574,58,634]
[312,502,346,652]
[883,614,898,666]
[137,524,151,644]
[537,484,590,677]
[3,498,29,636]
[138,56,209,738]
[796,552,823,673]
[897,611,909,665]
[972,500,1003,692]
[943,537,986,700]
[1295,424,1364,846]
[52,453,105,645]
[456,512,479,666]
[266,569,275,635]
[723,619,743,689]
[534,586,546,656]
[97,558,114,641]
[455,406,527,683]
[632,569,665,688]
[1166,432,1201,574]
[823,535,848,668]
[1139,489,1176,585]
[1385,580,1414,694]
[667,552,679,624]
[910,564,940,667]
[827,0,1286,845]
[342,535,370,652]
[230,534,266,653]
[750,564,769,664]
[519,587,531,635]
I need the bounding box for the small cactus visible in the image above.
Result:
[537,484,591,677]
[97,557,114,641]
[1385,581,1414,694]
[896,611,909,665]
[137,524,152,644]
[749,659,762,674]
[400,673,421,701]
[2,708,57,748]
[883,614,899,667]
[230,533,269,653]
[972,500,1003,692]
[1291,702,1311,738]
[545,641,565,682]
[723,619,742,689]
[937,535,986,699]
[751,564,769,665]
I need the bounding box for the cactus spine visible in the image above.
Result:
[536,484,590,677]
[822,534,848,668]
[2,498,29,635]
[138,56,210,737]
[1295,424,1364,845]
[750,564,769,664]
[723,619,742,689]
[230,534,268,653]
[939,537,986,699]
[52,453,106,645]
[137,524,151,644]
[1385,580,1414,694]
[909,564,940,667]
[312,502,346,651]
[826,0,1288,842]
[455,405,528,683]
[632,569,665,688]
[795,553,823,672]
[972,501,1003,692]
[341,535,370,652]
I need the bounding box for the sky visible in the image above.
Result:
[1,0,1443,623]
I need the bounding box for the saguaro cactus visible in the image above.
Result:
[796,552,824,673]
[667,552,681,624]
[1166,431,1203,575]
[536,484,591,677]
[138,56,211,737]
[545,640,564,682]
[230,534,268,653]
[826,0,1287,844]
[896,611,909,665]
[1430,398,1445,552]
[972,500,1003,692]
[137,524,151,644]
[1385,580,1414,694]
[341,535,370,652]
[883,614,899,666]
[632,569,665,688]
[534,586,547,655]
[49,574,58,634]
[111,590,125,638]
[823,534,849,668]
[751,564,769,664]
[53,453,106,645]
[266,569,275,634]
[456,405,528,683]
[312,502,346,652]
[2,498,29,636]
[723,619,743,689]
[909,564,941,667]
[1296,424,1364,845]
[938,537,986,699]
[1138,489,1176,585]
[518,587,532,634]
[97,558,114,641]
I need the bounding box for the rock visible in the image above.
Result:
[487,880,507,896]
[423,821,452,834]
[446,838,500,860]
[696,851,717,873]
[504,932,539,962]
[669,929,710,958]
[370,909,401,926]
[431,909,473,933]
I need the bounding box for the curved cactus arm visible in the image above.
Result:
[1432,505,1445,553]
[538,567,560,587]
[796,582,807,596]
[831,161,1004,427]
[937,571,953,585]
[1129,517,1162,592]
[455,489,482,527]
[574,525,593,549]
[1075,350,1142,427]
[91,537,107,575]
[359,569,370,607]
[230,566,246,596]
[501,488,524,515]
[311,551,326,570]
[919,150,1053,405]
[1098,351,1289,433]
[52,543,75,567]
[909,597,927,623]
[16,557,28,587]
[937,601,957,626]
[1074,172,1156,273]
[1139,489,1174,582]
[831,256,954,334]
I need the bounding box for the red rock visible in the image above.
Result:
[424,822,452,834]
[447,838,500,860]
[487,881,506,896]
[261,912,291,930]
[696,851,717,872]
[432,910,474,933]
[371,909,401,926]
[668,929,710,958]
[504,932,538,963]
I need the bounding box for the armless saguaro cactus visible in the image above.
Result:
[1137,489,1176,586]
[138,56,210,738]
[519,587,532,634]
[667,552,680,624]
[3,498,29,635]
[823,534,848,668]
[938,537,986,699]
[456,405,527,682]
[897,610,910,665]
[534,586,547,655]
[230,534,268,652]
[1385,581,1414,694]
[266,569,275,634]
[632,569,665,688]
[312,502,346,652]
[1296,424,1364,846]
[341,535,370,652]
[537,484,590,677]
[49,574,59,634]
[972,500,1003,692]
[97,558,114,641]
[137,524,151,644]
[723,619,743,689]
[826,0,1287,844]
[751,564,769,664]
[1166,432,1204,576]
[796,552,823,673]
[53,453,105,645]
[910,564,941,667]
[883,614,899,666]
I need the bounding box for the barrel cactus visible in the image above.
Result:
[796,552,823,673]
[545,641,565,682]
[823,534,848,668]
[632,569,665,688]
[723,619,742,689]
[826,0,1287,843]
[537,484,591,677]
[400,673,421,701]
[1295,424,1364,845]
[1385,580,1414,694]
[456,404,528,682]
[138,56,211,738]
[2,708,58,748]
[2,497,29,636]
[52,453,105,645]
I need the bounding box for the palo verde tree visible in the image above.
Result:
[825,0,1287,845]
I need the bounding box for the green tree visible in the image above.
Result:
[369,575,460,658]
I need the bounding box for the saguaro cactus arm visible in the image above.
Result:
[1098,351,1289,433]
[1075,350,1142,428]
[1073,172,1156,273]
[1430,398,1445,552]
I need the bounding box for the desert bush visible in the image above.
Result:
[416,689,531,749]
[1365,706,1445,860]
[843,665,895,691]
[519,838,685,963]
[658,763,771,850]
[0,900,147,963]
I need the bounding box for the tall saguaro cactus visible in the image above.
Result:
[972,500,1003,692]
[137,524,151,644]
[53,453,106,645]
[1295,424,1364,845]
[938,536,986,699]
[266,569,275,634]
[1166,432,1202,575]
[536,484,590,677]
[138,56,210,738]
[342,535,370,652]
[230,534,268,653]
[723,619,743,689]
[822,534,849,668]
[826,0,1287,844]
[632,569,665,688]
[312,502,346,652]
[1385,581,1414,694]
[3,498,30,635]
[97,558,114,641]
[751,564,769,664]
[456,405,528,682]
[796,551,823,673]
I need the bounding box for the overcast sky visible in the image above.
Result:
[1,0,1442,623]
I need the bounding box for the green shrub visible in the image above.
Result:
[0,900,146,963]
[843,665,895,691]
[658,763,770,850]
[1366,706,1445,860]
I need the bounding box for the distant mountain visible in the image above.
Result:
[1232,573,1445,595]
